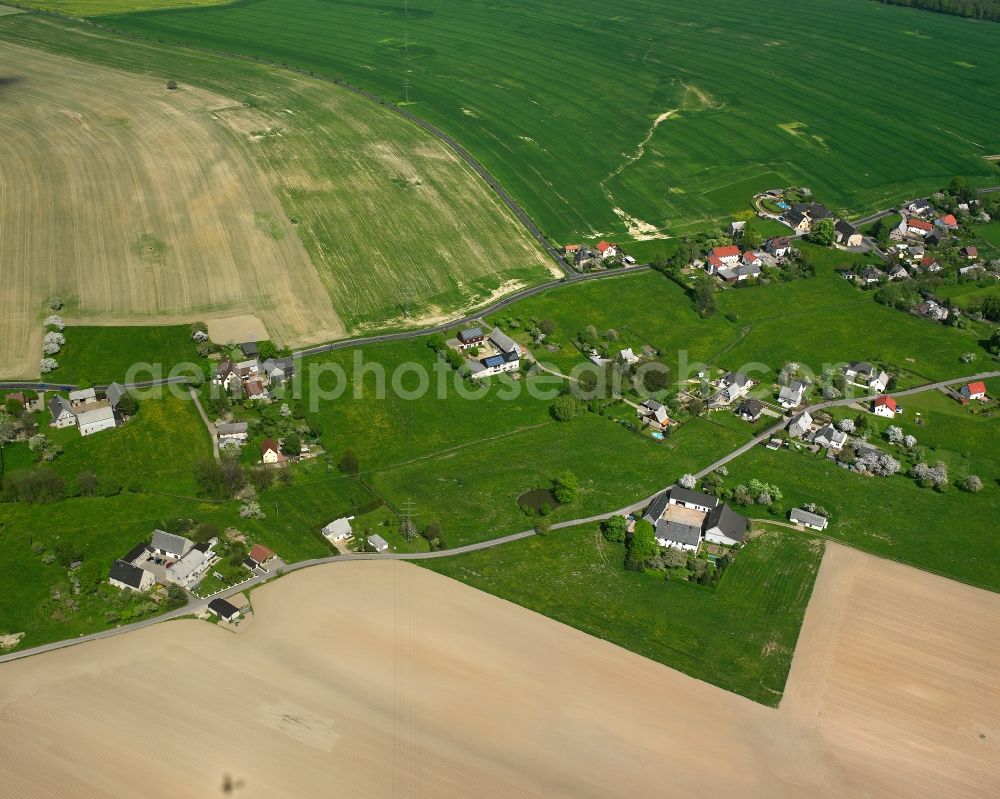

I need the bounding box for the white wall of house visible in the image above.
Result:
[79,415,117,437]
[873,405,895,418]
[654,535,699,552]
[704,530,740,547]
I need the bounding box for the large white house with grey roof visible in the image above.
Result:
[642,486,748,551]
[150,530,193,561]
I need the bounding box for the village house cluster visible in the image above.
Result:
[108,529,278,597]
[450,326,524,379]
[213,341,295,403]
[562,240,637,271]
[48,382,130,437]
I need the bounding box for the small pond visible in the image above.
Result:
[517,488,561,512]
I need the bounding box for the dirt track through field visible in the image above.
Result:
[0,41,341,377]
[0,544,997,797]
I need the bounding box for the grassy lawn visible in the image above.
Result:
[368,414,749,547]
[423,523,824,707]
[719,388,1000,591]
[52,325,199,385]
[96,0,1000,241]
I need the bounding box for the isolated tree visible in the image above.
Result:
[903,434,917,449]
[49,297,63,311]
[39,357,58,373]
[539,318,557,336]
[692,273,717,316]
[911,461,949,490]
[550,394,582,421]
[808,218,836,246]
[625,520,658,571]
[601,514,628,543]
[982,295,1000,323]
[959,474,983,493]
[279,402,292,418]
[339,448,360,476]
[281,433,301,456]
[116,392,139,416]
[552,470,580,504]
[885,425,904,444]
[239,499,265,519]
[837,418,856,433]
[166,80,179,90]
[678,473,697,489]
[534,517,552,536]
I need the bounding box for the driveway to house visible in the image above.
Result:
[188,388,219,462]
[4,370,996,666]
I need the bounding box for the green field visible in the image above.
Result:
[19,0,230,15]
[423,523,823,706]
[720,384,1000,591]
[52,325,198,384]
[92,0,1000,241]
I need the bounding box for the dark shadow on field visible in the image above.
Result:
[0,75,24,92]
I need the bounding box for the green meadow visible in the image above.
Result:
[424,523,824,707]
[52,325,197,385]
[96,0,1000,241]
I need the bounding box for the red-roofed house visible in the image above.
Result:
[906,218,934,236]
[248,544,276,567]
[960,381,987,402]
[961,246,978,259]
[711,245,740,265]
[564,244,580,253]
[937,214,958,229]
[706,254,724,274]
[766,237,792,258]
[596,240,618,259]
[872,395,898,418]
[261,439,283,464]
[920,255,942,272]
[742,251,762,267]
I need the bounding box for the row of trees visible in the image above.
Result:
[878,0,1000,23]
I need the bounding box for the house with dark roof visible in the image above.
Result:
[217,422,249,445]
[457,328,485,348]
[49,395,76,429]
[208,597,241,622]
[737,398,765,422]
[121,542,149,566]
[859,266,882,284]
[668,486,719,513]
[109,559,155,592]
[240,341,259,358]
[835,219,862,247]
[778,380,807,410]
[704,504,748,546]
[639,398,669,426]
[105,382,127,409]
[714,371,753,405]
[811,424,847,451]
[488,328,522,356]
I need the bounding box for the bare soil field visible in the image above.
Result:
[0,41,341,378]
[0,550,997,798]
[205,314,269,346]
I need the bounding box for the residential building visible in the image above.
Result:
[718,262,761,282]
[715,371,753,405]
[247,544,276,569]
[217,422,249,444]
[261,439,282,464]
[790,508,828,531]
[860,266,882,284]
[150,530,193,561]
[788,410,813,439]
[704,504,748,546]
[208,597,241,622]
[245,378,268,401]
[368,534,390,553]
[121,542,149,566]
[638,399,669,427]
[888,264,909,281]
[812,424,847,451]
[872,395,898,418]
[710,245,740,265]
[869,370,889,393]
[596,240,617,259]
[619,348,640,365]
[906,218,934,237]
[960,381,987,401]
[261,357,295,386]
[457,328,485,349]
[914,300,948,322]
[322,516,355,543]
[737,398,764,422]
[76,404,117,437]
[109,560,155,592]
[49,396,76,428]
[961,246,978,259]
[936,214,958,230]
[470,351,520,379]
[835,220,863,247]
[488,328,522,356]
[668,486,719,513]
[844,361,875,383]
[778,381,807,410]
[240,341,259,359]
[166,545,216,587]
[907,199,932,216]
[766,237,792,258]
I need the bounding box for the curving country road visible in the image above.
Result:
[3,369,996,665]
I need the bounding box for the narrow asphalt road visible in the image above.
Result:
[3,370,996,665]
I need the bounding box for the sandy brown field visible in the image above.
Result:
[0,41,341,378]
[0,546,997,798]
